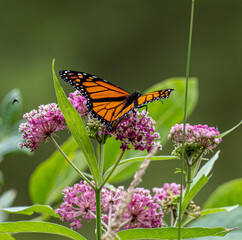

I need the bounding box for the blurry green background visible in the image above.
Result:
[0,0,241,239]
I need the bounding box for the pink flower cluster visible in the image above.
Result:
[168,123,222,150]
[18,92,88,152]
[153,182,183,202]
[68,90,88,118]
[18,103,67,152]
[56,181,164,231]
[105,110,162,153]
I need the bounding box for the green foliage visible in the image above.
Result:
[1,205,59,218]
[0,233,15,240]
[203,178,242,208]
[103,155,178,183]
[217,120,242,139]
[201,205,238,216]
[52,60,99,183]
[0,190,16,222]
[181,151,220,214]
[116,227,233,239]
[0,89,30,162]
[29,136,87,205]
[0,221,87,240]
[189,206,242,240]
[103,77,198,183]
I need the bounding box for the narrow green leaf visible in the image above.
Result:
[103,155,178,181]
[217,120,242,138]
[203,178,242,209]
[201,205,238,216]
[0,233,15,240]
[116,227,233,239]
[1,205,59,218]
[182,151,220,214]
[189,206,242,240]
[0,190,16,222]
[191,151,220,189]
[29,136,87,205]
[182,175,209,214]
[52,60,99,183]
[0,221,86,240]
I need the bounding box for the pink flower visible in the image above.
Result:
[103,110,162,153]
[168,123,222,150]
[18,103,67,152]
[68,90,88,118]
[18,91,88,152]
[56,181,96,230]
[56,182,164,231]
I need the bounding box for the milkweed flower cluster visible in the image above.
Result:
[18,103,67,152]
[18,91,89,152]
[153,183,200,219]
[68,90,88,118]
[103,110,162,153]
[56,181,164,231]
[168,123,222,157]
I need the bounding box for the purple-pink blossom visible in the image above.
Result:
[68,90,88,118]
[168,123,222,150]
[103,110,162,153]
[56,181,96,230]
[18,91,88,152]
[56,181,164,231]
[18,103,67,152]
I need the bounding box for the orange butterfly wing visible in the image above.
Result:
[137,90,173,106]
[59,70,174,131]
[59,70,135,131]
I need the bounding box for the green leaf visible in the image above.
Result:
[201,205,238,216]
[0,233,15,240]
[103,78,198,183]
[0,221,86,240]
[103,155,178,183]
[52,60,99,183]
[191,151,220,189]
[0,89,22,128]
[182,175,209,214]
[29,136,87,205]
[116,227,233,239]
[203,178,242,209]
[0,190,16,222]
[1,205,59,218]
[182,151,220,213]
[217,120,242,138]
[189,206,242,240]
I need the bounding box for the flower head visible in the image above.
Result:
[55,181,96,230]
[103,110,162,153]
[122,188,164,229]
[68,90,89,118]
[18,103,66,151]
[168,123,222,150]
[56,182,164,231]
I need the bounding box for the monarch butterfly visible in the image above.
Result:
[59,70,174,132]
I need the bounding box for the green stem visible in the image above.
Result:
[49,135,95,189]
[186,165,192,193]
[99,150,125,189]
[95,188,102,240]
[178,0,195,238]
[98,141,105,183]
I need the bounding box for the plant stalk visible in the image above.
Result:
[178,0,195,238]
[95,188,102,240]
[49,135,95,189]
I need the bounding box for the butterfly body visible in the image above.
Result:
[59,70,173,131]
